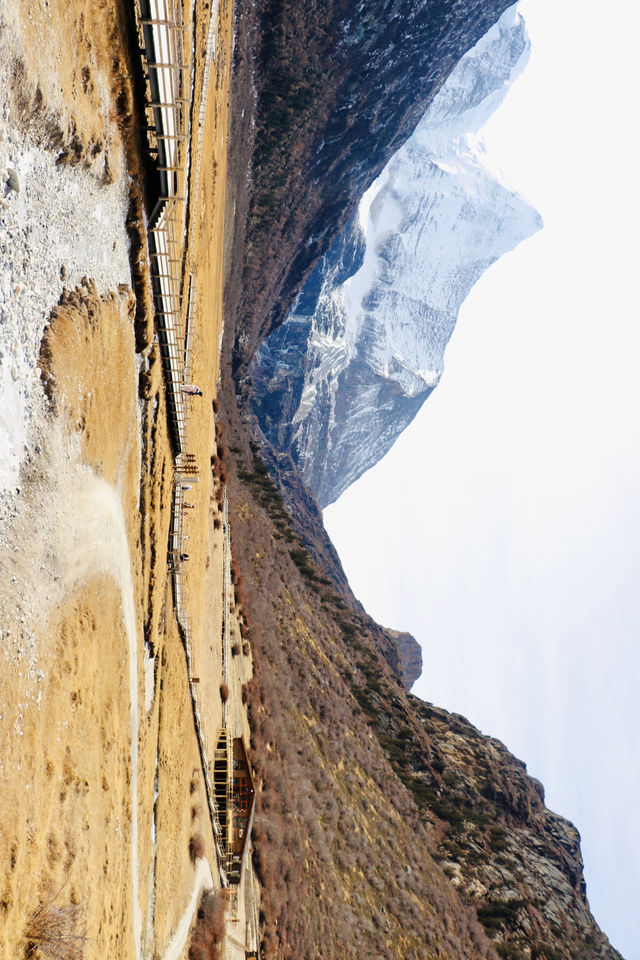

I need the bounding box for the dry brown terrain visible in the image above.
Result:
[0,0,240,957]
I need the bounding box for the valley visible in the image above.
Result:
[0,1,627,959]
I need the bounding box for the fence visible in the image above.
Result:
[136,0,258,918]
[137,0,194,453]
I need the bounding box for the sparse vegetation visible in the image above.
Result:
[188,890,228,960]
[189,834,205,862]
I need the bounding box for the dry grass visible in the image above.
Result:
[0,0,237,957]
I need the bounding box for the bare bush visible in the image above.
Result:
[188,890,229,960]
[189,834,205,862]
[24,893,86,960]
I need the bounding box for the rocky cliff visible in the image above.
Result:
[251,5,542,506]
[388,629,423,691]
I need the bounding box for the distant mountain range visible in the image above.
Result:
[251,5,542,506]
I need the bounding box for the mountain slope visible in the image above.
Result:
[251,5,542,506]
[221,2,624,957]
[215,377,623,960]
[232,0,518,376]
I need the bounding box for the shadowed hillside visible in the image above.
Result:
[230,0,516,376]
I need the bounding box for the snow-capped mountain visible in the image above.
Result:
[251,4,542,507]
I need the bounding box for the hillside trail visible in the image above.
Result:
[0,424,145,960]
[56,464,143,959]
[160,857,214,960]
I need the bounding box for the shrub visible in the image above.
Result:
[242,642,250,657]
[477,899,526,931]
[231,643,240,657]
[188,890,228,960]
[532,945,563,960]
[497,946,525,960]
[189,834,205,862]
[219,683,229,702]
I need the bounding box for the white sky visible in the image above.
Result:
[325,1,640,956]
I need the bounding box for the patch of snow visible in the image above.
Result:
[0,114,130,508]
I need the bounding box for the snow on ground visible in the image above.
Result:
[0,39,142,950]
[0,110,130,513]
[0,39,133,674]
[0,88,133,693]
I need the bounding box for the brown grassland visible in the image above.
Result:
[0,0,237,957]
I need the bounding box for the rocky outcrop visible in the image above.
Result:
[411,701,623,959]
[388,629,423,690]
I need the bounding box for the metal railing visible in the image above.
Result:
[136,0,258,920]
[137,0,194,453]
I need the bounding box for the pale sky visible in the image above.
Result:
[325,1,639,956]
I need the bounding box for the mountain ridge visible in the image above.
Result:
[251,4,543,506]
[231,0,519,379]
[215,365,624,959]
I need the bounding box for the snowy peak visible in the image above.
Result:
[421,4,530,141]
[252,5,542,507]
